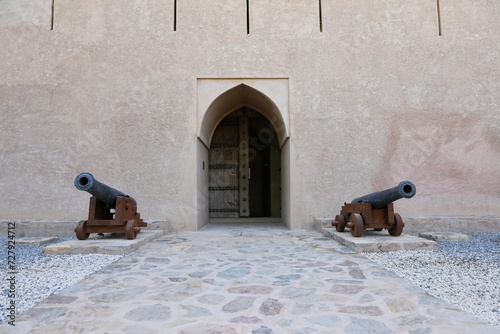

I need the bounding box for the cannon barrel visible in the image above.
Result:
[351,181,416,209]
[74,172,128,208]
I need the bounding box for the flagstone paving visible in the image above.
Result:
[4,223,497,333]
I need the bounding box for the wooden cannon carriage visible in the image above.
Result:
[332,181,416,237]
[74,172,147,240]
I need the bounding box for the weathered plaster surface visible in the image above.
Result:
[0,1,499,229]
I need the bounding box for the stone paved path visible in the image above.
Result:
[5,223,497,333]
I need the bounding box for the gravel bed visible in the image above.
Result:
[0,237,122,324]
[362,232,500,327]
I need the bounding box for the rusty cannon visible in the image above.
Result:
[332,181,416,237]
[74,172,146,240]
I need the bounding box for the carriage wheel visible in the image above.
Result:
[125,220,137,239]
[388,213,404,236]
[75,221,90,240]
[334,215,346,232]
[349,213,364,237]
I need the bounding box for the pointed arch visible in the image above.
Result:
[197,79,289,148]
[196,79,291,230]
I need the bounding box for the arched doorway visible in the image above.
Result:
[208,108,281,218]
[197,80,290,229]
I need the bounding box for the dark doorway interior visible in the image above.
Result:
[248,116,271,217]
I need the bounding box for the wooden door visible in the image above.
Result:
[208,115,249,218]
[209,109,282,219]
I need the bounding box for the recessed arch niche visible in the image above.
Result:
[196,79,291,229]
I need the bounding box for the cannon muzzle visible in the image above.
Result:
[74,172,128,208]
[351,180,416,209]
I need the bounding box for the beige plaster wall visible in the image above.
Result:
[196,139,209,230]
[0,1,499,230]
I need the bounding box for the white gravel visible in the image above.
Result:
[362,232,500,328]
[1,237,122,323]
